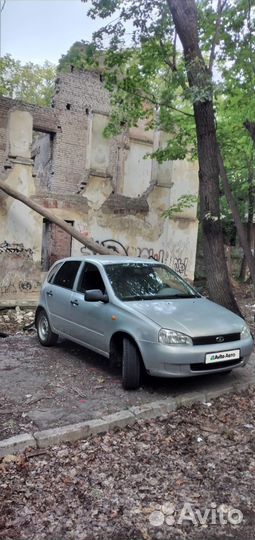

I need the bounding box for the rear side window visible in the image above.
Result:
[47,262,63,284]
[53,261,81,290]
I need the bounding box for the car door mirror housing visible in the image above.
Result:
[84,289,109,303]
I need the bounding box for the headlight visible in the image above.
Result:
[240,324,251,340]
[158,328,192,346]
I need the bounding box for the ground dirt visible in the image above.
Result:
[1,388,255,540]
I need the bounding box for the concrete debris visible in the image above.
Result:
[0,308,35,335]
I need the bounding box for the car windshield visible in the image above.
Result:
[104,263,199,301]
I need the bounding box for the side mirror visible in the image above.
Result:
[84,289,109,303]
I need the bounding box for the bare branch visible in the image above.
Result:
[161,103,194,117]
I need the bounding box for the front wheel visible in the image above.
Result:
[122,338,141,390]
[36,309,58,346]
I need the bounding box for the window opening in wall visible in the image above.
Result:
[32,131,54,191]
[41,219,74,271]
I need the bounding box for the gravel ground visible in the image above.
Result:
[1,388,255,540]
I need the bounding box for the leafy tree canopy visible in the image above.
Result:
[0,54,56,107]
[57,40,99,72]
[80,0,254,223]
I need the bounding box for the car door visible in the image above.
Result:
[68,262,110,353]
[45,260,81,334]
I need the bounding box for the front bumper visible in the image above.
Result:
[138,336,254,378]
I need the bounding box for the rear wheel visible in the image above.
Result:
[122,337,141,390]
[36,309,58,346]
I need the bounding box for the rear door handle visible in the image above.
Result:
[46,291,53,297]
[71,299,79,306]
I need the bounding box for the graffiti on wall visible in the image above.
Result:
[172,257,188,276]
[80,238,189,276]
[0,241,33,259]
[0,279,41,295]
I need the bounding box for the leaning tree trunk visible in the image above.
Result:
[167,0,241,315]
[0,180,111,256]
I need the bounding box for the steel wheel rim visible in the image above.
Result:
[38,314,49,341]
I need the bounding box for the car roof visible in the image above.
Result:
[55,256,162,266]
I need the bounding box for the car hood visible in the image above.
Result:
[128,297,244,337]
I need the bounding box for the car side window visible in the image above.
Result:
[53,261,81,290]
[47,262,63,284]
[77,263,105,293]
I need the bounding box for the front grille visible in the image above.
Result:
[192,333,240,346]
[191,358,241,372]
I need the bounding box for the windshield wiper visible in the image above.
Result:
[155,293,198,299]
[122,295,145,301]
[122,293,199,301]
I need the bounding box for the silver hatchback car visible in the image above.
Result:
[36,256,253,390]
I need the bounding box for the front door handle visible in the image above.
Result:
[71,299,79,306]
[46,291,53,297]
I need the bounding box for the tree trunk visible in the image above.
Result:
[239,228,252,282]
[0,180,111,256]
[166,0,241,315]
[240,122,255,281]
[218,151,255,285]
[244,121,255,142]
[240,168,254,281]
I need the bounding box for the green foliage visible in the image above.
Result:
[0,55,56,107]
[96,39,196,162]
[81,0,255,225]
[162,195,198,219]
[214,0,255,240]
[57,41,99,72]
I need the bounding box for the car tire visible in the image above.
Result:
[37,309,58,347]
[122,337,141,390]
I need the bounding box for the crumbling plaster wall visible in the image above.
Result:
[0,70,198,305]
[0,99,59,305]
[49,70,198,280]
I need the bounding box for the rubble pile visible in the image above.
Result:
[0,306,35,335]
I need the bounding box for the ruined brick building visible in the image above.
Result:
[0,69,198,305]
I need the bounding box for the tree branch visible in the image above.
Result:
[159,38,177,71]
[133,89,194,117]
[209,0,228,73]
[173,29,177,70]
